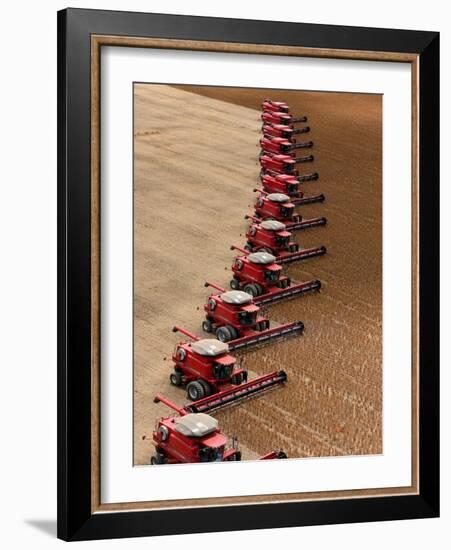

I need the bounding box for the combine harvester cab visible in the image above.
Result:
[202,281,304,350]
[151,389,288,465]
[253,190,326,230]
[260,136,313,157]
[229,246,321,305]
[243,216,326,264]
[262,122,311,141]
[170,326,247,401]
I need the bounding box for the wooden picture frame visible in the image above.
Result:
[57,8,439,541]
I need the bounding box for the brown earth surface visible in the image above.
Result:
[134,83,382,465]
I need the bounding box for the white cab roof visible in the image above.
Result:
[191,338,229,356]
[174,413,218,437]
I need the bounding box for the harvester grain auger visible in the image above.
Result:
[202,281,305,346]
[263,122,311,141]
[253,190,327,230]
[150,391,288,464]
[229,245,321,300]
[261,173,319,197]
[243,216,326,263]
[260,136,313,157]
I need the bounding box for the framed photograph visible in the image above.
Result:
[57,8,439,541]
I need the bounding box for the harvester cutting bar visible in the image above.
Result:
[288,217,327,231]
[292,193,325,206]
[276,246,326,265]
[291,141,314,150]
[259,451,288,460]
[227,321,304,352]
[297,172,319,183]
[291,116,308,123]
[292,127,310,135]
[253,279,321,306]
[293,154,314,164]
[184,370,288,414]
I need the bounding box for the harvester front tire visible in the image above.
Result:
[198,379,211,397]
[230,278,240,290]
[231,373,244,385]
[169,372,182,387]
[243,283,258,297]
[187,381,205,401]
[202,319,213,333]
[216,326,232,342]
[151,451,165,465]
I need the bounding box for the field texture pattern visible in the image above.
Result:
[133,84,382,465]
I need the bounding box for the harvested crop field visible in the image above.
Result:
[133,83,382,465]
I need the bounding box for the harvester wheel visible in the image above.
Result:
[230,278,240,290]
[231,373,243,385]
[244,243,253,252]
[216,326,232,342]
[150,451,165,465]
[198,379,211,397]
[243,283,258,297]
[187,381,205,401]
[202,319,213,333]
[228,326,239,340]
[169,372,182,387]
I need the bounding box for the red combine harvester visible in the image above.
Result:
[169,326,247,400]
[263,123,310,141]
[260,136,313,157]
[260,153,314,177]
[150,391,288,464]
[253,190,326,230]
[202,281,305,345]
[261,172,319,197]
[262,99,293,114]
[230,246,321,299]
[243,216,326,264]
[261,110,308,127]
[261,173,314,197]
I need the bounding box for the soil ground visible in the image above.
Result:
[133,83,382,465]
